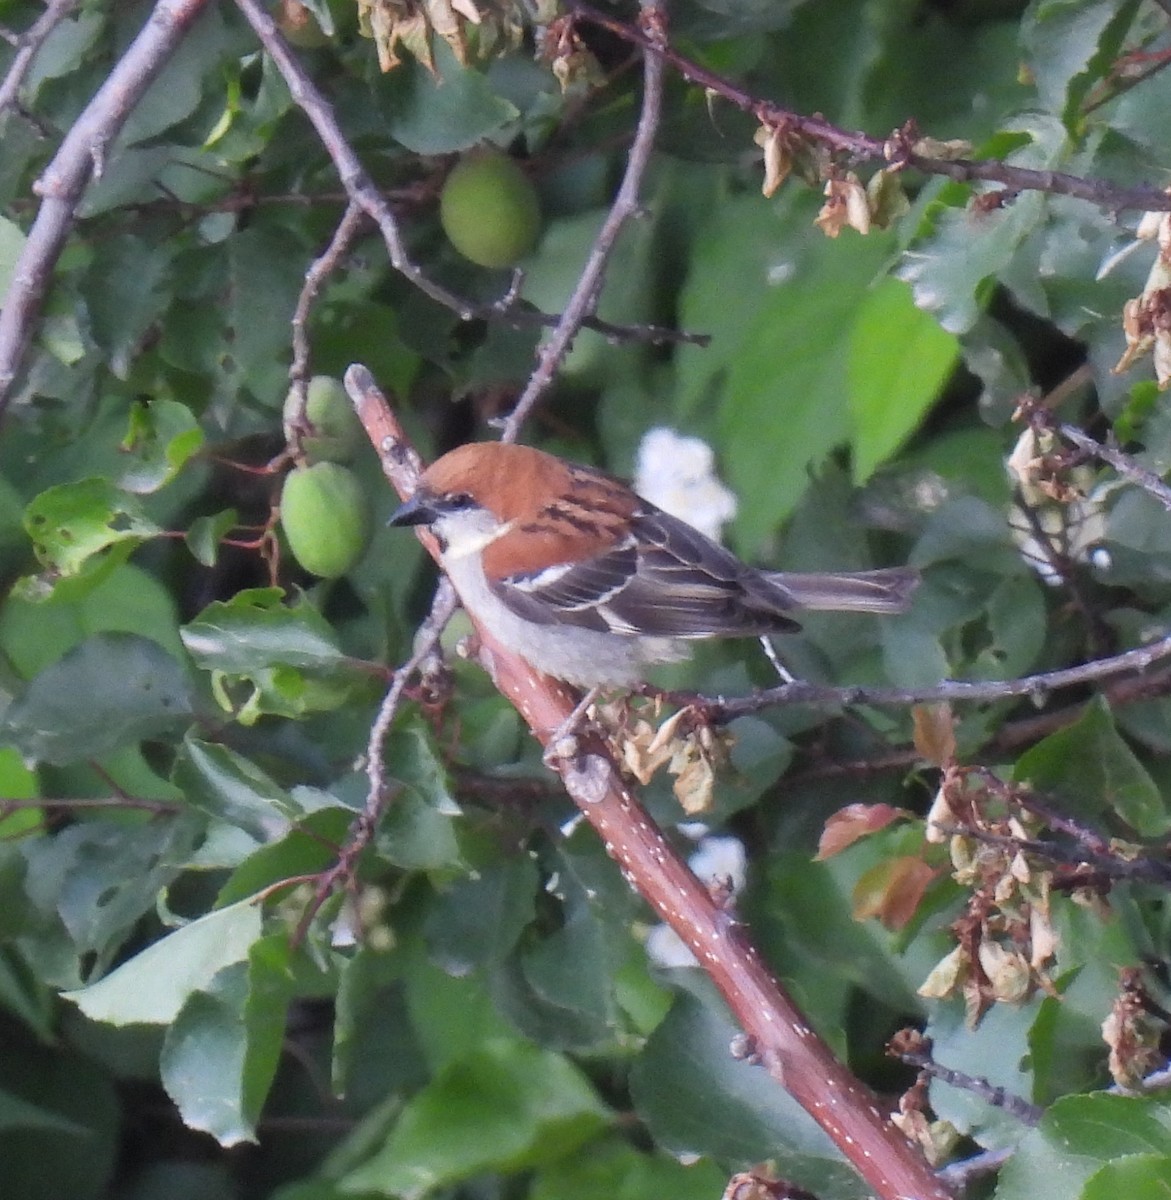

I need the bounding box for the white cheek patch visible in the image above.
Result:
[439,514,516,560]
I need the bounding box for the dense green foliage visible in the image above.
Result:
[5,1,1171,1199]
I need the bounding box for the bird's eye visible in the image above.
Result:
[445,492,475,511]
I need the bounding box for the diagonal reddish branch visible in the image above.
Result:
[346,364,953,1200]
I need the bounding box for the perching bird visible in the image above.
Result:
[390,442,918,688]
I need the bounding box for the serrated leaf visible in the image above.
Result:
[181,589,348,672]
[118,398,205,493]
[0,632,194,765]
[185,509,238,567]
[848,277,957,482]
[1013,695,1167,835]
[22,478,162,580]
[1021,0,1141,129]
[994,1093,1171,1200]
[340,1039,609,1196]
[21,815,202,973]
[629,980,866,1199]
[380,39,519,154]
[677,193,897,545]
[160,935,291,1146]
[1080,1154,1171,1200]
[183,589,368,722]
[898,116,1069,334]
[64,899,263,1025]
[172,736,298,843]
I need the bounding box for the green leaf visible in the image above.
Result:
[531,1140,727,1200]
[0,215,27,301]
[629,980,866,1199]
[0,632,194,765]
[339,1039,610,1196]
[1013,695,1168,835]
[183,586,368,722]
[63,899,263,1025]
[899,116,1070,334]
[228,224,310,396]
[1020,0,1142,129]
[160,935,291,1146]
[21,815,202,973]
[118,398,205,493]
[676,193,897,546]
[375,723,464,871]
[0,1042,119,1200]
[994,1093,1171,1200]
[380,40,519,155]
[21,478,162,583]
[215,804,354,908]
[0,1088,88,1136]
[172,736,298,843]
[0,561,185,678]
[847,277,957,482]
[185,509,238,567]
[81,235,176,379]
[181,589,348,672]
[1080,1154,1171,1200]
[424,857,538,975]
[402,956,517,1075]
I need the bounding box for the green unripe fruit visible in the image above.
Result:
[440,150,541,268]
[283,376,363,464]
[280,463,371,578]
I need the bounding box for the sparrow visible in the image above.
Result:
[390,442,919,688]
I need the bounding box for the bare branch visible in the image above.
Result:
[690,630,1171,719]
[568,0,1171,215]
[890,1031,1044,1126]
[0,0,80,119]
[231,0,707,353]
[501,1,666,442]
[284,201,368,434]
[1034,408,1171,515]
[0,0,212,412]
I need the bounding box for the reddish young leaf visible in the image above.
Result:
[816,803,907,860]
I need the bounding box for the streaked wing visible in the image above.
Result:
[491,508,802,638]
[492,538,639,632]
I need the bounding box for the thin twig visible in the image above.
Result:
[500,1,666,442]
[291,581,457,943]
[1050,415,1171,515]
[892,1036,1044,1126]
[0,795,184,813]
[0,0,212,412]
[568,0,1171,215]
[688,630,1171,719]
[289,201,367,389]
[0,0,80,118]
[364,579,458,811]
[232,0,706,351]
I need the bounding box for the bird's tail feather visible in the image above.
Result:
[767,566,920,614]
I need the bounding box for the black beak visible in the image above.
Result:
[388,492,440,527]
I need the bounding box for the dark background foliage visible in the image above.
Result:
[5,1,1171,1198]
